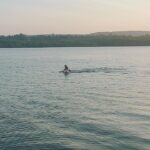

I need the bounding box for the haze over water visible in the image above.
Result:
[0,47,150,150]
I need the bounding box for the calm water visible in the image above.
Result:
[0,47,150,150]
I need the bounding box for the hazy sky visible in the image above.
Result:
[0,0,150,35]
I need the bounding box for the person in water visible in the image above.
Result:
[64,65,71,72]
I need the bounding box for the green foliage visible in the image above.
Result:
[0,34,150,47]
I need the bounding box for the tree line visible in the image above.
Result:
[0,34,150,47]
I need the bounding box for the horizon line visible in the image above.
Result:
[1,30,150,36]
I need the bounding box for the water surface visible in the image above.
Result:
[0,47,150,150]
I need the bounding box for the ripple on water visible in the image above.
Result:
[0,47,150,150]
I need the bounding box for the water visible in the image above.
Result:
[0,47,150,150]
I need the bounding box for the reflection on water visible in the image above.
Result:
[0,47,150,150]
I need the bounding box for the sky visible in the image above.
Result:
[0,0,150,35]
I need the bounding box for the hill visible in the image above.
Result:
[90,31,150,37]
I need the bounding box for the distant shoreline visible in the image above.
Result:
[1,31,150,48]
[1,46,150,49]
